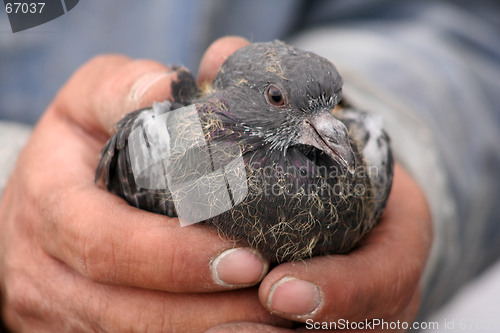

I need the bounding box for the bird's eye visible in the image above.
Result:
[265,85,285,106]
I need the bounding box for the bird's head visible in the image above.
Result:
[212,40,356,174]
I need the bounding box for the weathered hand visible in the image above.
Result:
[0,37,292,332]
[208,164,433,332]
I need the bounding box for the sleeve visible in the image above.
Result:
[0,121,32,198]
[289,1,500,319]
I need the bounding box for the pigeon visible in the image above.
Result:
[96,40,394,263]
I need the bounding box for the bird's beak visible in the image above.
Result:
[299,110,356,174]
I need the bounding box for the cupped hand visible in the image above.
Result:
[0,36,292,332]
[208,164,433,332]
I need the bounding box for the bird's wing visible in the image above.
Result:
[95,101,177,217]
[337,107,394,221]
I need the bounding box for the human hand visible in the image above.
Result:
[0,36,292,332]
[207,164,433,332]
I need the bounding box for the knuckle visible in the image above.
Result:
[128,234,179,287]
[134,307,175,333]
[4,272,46,319]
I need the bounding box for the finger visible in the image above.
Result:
[206,322,294,333]
[51,55,185,137]
[26,45,269,292]
[197,36,250,85]
[258,164,432,322]
[23,41,267,293]
[55,36,250,137]
[37,178,268,292]
[97,288,286,333]
[293,288,422,332]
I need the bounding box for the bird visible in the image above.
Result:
[95,40,394,264]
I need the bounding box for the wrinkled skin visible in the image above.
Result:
[0,36,432,332]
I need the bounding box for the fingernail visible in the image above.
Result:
[130,71,173,101]
[211,248,268,287]
[267,276,321,317]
